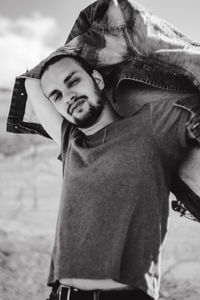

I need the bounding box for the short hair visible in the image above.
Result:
[39,54,94,78]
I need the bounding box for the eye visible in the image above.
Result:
[51,91,62,102]
[68,78,80,87]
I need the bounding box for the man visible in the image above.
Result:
[25,53,200,300]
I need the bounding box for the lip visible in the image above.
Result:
[69,98,85,115]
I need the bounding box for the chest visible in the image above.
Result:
[64,129,160,191]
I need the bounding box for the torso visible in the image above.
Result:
[49,85,195,299]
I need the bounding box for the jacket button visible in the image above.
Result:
[20,92,24,96]
[14,125,18,129]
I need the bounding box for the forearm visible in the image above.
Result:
[25,78,63,146]
[178,147,200,195]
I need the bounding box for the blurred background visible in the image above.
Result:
[0,1,200,299]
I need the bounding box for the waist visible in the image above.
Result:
[59,278,129,290]
[49,283,153,300]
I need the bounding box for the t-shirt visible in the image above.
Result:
[47,87,198,299]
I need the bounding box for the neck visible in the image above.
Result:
[80,102,121,136]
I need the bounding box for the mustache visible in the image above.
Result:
[67,96,88,115]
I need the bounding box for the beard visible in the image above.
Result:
[73,100,105,128]
[72,86,106,129]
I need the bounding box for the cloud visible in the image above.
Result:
[0,14,60,88]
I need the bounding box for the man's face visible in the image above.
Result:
[41,57,105,128]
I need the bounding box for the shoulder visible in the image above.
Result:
[149,92,200,158]
[60,121,81,160]
[150,92,196,130]
[61,120,78,146]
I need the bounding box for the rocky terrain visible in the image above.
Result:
[0,90,200,300]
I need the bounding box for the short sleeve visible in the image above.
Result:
[150,95,195,160]
[57,120,73,162]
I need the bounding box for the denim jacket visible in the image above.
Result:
[7,0,200,221]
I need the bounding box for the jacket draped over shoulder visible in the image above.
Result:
[6,0,200,222]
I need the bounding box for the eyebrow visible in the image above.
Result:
[48,71,77,99]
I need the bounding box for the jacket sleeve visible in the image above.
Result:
[7,77,51,138]
[65,4,93,43]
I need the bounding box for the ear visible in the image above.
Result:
[92,70,105,90]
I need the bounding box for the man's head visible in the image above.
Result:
[40,55,106,128]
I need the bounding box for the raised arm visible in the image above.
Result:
[25,78,63,146]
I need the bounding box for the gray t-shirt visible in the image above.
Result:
[48,88,198,299]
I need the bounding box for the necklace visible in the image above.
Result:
[101,128,107,145]
[83,127,107,148]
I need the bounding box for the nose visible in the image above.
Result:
[62,90,76,104]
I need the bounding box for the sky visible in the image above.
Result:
[1,0,200,88]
